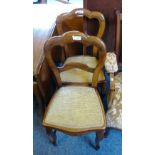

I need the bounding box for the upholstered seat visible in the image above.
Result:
[105,53,118,73]
[43,86,106,132]
[60,56,105,83]
[106,72,122,130]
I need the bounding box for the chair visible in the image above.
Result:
[56,8,106,87]
[103,10,121,89]
[43,31,107,150]
[107,10,122,103]
[56,8,118,96]
[106,72,122,130]
[105,10,122,130]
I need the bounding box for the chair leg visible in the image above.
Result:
[104,128,108,138]
[95,130,106,150]
[46,128,57,145]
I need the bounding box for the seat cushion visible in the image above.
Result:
[106,72,122,129]
[105,52,118,73]
[60,56,105,83]
[43,86,106,132]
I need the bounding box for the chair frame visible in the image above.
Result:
[43,31,107,150]
[106,10,122,126]
[56,8,106,62]
[56,8,107,95]
[109,10,122,100]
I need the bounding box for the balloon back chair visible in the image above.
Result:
[56,8,106,91]
[43,31,107,150]
[56,8,105,56]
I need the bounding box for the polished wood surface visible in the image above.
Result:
[53,8,107,92]
[33,5,59,105]
[33,26,55,75]
[44,31,107,88]
[33,5,56,75]
[56,8,106,57]
[33,5,83,104]
[56,8,105,38]
[33,5,82,75]
[43,31,107,148]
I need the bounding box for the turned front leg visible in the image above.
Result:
[95,130,106,150]
[46,128,57,145]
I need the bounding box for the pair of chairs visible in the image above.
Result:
[42,8,118,150]
[56,8,118,94]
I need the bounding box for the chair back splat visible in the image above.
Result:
[44,31,106,88]
[56,8,106,57]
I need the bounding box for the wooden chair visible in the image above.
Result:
[108,10,122,100]
[56,8,106,88]
[105,10,122,117]
[43,31,107,150]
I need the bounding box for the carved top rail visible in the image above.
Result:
[44,31,107,88]
[56,8,106,56]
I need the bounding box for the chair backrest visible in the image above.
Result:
[56,8,106,57]
[44,31,107,88]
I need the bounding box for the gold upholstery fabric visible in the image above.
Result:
[43,86,106,132]
[60,56,105,83]
[106,72,122,129]
[105,52,118,73]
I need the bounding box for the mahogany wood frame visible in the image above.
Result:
[55,8,107,93]
[108,9,122,112]
[44,31,107,88]
[56,8,106,58]
[108,10,122,97]
[43,31,107,149]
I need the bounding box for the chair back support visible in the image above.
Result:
[56,8,106,57]
[44,31,106,88]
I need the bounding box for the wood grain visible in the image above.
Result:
[56,8,106,57]
[44,31,107,88]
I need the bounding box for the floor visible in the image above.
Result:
[33,98,122,155]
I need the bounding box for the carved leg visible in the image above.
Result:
[46,128,57,146]
[95,130,105,150]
